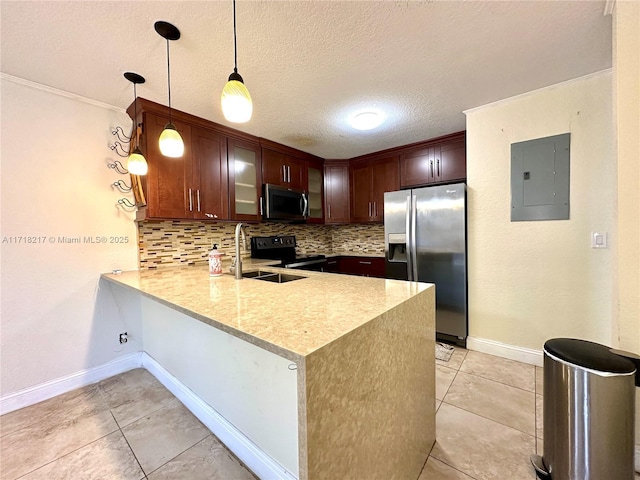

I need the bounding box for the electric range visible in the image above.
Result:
[250,235,327,271]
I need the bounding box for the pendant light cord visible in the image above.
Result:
[133,83,138,147]
[166,39,172,123]
[233,0,238,73]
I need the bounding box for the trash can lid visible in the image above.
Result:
[544,338,636,374]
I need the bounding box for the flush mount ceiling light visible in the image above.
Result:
[351,111,383,131]
[124,72,148,176]
[221,0,253,123]
[155,20,184,158]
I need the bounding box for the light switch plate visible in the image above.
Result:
[591,232,608,249]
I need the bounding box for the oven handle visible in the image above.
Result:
[285,258,327,269]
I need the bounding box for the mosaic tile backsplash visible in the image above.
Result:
[138,221,384,269]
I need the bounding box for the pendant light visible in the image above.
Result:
[221,0,252,123]
[155,21,184,158]
[124,72,148,175]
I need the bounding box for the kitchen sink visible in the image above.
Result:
[242,270,306,283]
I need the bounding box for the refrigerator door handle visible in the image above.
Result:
[405,194,412,281]
[411,194,418,281]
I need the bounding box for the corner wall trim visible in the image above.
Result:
[0,352,143,415]
[466,337,543,367]
[141,352,298,480]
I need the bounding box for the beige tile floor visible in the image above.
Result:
[1,350,639,480]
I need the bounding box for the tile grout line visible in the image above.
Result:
[108,409,147,480]
[12,428,117,480]
[457,368,536,394]
[143,434,212,478]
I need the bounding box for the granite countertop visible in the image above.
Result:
[101,261,430,361]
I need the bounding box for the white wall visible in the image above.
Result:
[465,71,614,352]
[612,1,640,447]
[613,0,640,355]
[0,77,140,396]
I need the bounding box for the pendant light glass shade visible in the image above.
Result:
[222,0,252,123]
[124,72,148,176]
[158,123,185,158]
[127,147,148,175]
[155,21,184,157]
[222,73,252,123]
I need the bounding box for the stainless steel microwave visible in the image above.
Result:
[262,184,308,222]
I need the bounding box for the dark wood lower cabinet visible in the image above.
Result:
[324,256,385,278]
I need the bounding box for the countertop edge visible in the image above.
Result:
[101,273,305,363]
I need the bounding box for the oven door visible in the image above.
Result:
[263,184,308,222]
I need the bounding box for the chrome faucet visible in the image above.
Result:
[230,223,247,279]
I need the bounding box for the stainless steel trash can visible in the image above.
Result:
[531,338,637,480]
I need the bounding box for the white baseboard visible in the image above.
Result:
[0,352,143,415]
[141,352,298,480]
[467,337,543,367]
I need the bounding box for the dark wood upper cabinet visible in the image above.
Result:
[439,139,466,182]
[142,111,227,220]
[130,98,262,222]
[139,112,193,219]
[129,98,464,226]
[324,160,350,224]
[139,114,229,221]
[228,138,262,222]
[350,155,399,223]
[400,131,466,188]
[191,126,229,221]
[400,145,436,187]
[262,148,305,191]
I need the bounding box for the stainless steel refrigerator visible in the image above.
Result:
[384,183,467,346]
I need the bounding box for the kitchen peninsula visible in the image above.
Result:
[102,264,435,480]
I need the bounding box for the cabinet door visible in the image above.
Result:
[400,146,435,188]
[357,257,385,278]
[228,139,262,221]
[142,112,192,219]
[439,140,466,182]
[350,162,373,223]
[191,127,228,220]
[286,156,306,191]
[324,257,341,273]
[262,149,305,190]
[338,257,361,275]
[324,162,350,224]
[306,160,324,223]
[371,156,399,222]
[262,148,287,186]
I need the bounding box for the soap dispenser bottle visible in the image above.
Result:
[208,243,223,277]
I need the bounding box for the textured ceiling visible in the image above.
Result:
[0,1,611,159]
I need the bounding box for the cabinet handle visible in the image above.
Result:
[437,159,440,177]
[197,189,201,212]
[205,213,218,219]
[282,165,286,183]
[259,196,264,216]
[368,202,372,217]
[430,160,434,178]
[328,204,331,218]
[374,201,377,217]
[188,188,193,211]
[287,165,291,183]
[359,261,372,265]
